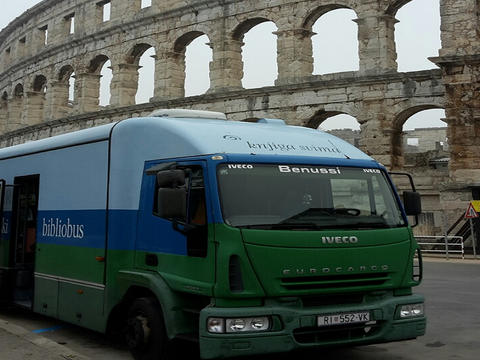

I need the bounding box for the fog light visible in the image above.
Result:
[400,303,424,318]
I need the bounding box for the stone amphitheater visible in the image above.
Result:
[0,0,479,238]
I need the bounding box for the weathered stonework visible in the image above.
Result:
[0,0,478,235]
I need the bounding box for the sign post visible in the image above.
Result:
[465,201,480,259]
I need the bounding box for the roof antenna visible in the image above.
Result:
[328,140,350,159]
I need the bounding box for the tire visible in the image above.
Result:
[125,297,174,360]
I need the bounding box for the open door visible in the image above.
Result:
[10,175,39,308]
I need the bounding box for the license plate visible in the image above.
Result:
[318,312,370,327]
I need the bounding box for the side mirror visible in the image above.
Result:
[389,172,422,227]
[156,170,185,188]
[155,169,187,219]
[403,190,422,228]
[403,191,422,216]
[157,187,187,218]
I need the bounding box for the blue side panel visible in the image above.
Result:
[37,210,107,249]
[107,209,138,251]
[136,215,188,255]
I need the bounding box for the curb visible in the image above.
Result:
[0,318,92,360]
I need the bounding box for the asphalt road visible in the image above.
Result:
[0,257,479,360]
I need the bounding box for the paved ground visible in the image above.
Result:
[0,318,91,360]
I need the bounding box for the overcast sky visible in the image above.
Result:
[0,0,445,130]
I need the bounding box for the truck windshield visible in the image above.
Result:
[217,164,406,230]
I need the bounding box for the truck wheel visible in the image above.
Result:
[125,297,173,360]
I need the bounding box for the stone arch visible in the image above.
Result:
[183,34,212,96]
[114,42,157,105]
[385,0,413,16]
[14,83,24,98]
[245,22,278,88]
[33,75,47,92]
[89,54,110,74]
[389,104,446,170]
[309,7,359,74]
[305,2,396,74]
[394,0,441,72]
[303,4,353,29]
[162,31,210,98]
[151,30,210,99]
[45,64,76,119]
[70,54,111,112]
[306,109,343,129]
[305,104,360,129]
[6,84,25,132]
[58,64,76,103]
[126,43,154,65]
[230,18,279,88]
[174,31,206,53]
[23,74,48,126]
[85,54,112,107]
[133,44,156,103]
[393,104,445,131]
[59,64,75,82]
[232,17,273,41]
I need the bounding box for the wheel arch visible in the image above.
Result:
[107,270,196,340]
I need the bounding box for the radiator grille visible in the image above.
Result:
[281,273,390,291]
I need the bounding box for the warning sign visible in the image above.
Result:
[465,202,479,218]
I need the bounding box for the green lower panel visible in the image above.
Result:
[34,276,59,318]
[35,243,105,284]
[57,281,105,332]
[33,275,107,332]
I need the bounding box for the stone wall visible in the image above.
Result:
[0,1,445,167]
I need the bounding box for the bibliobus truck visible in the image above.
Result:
[0,109,425,360]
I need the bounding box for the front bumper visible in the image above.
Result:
[199,292,426,359]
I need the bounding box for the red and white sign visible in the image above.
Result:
[465,202,479,219]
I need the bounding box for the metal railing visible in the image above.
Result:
[415,235,464,259]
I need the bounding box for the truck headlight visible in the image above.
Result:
[207,318,224,333]
[399,303,424,318]
[228,318,246,332]
[207,317,271,333]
